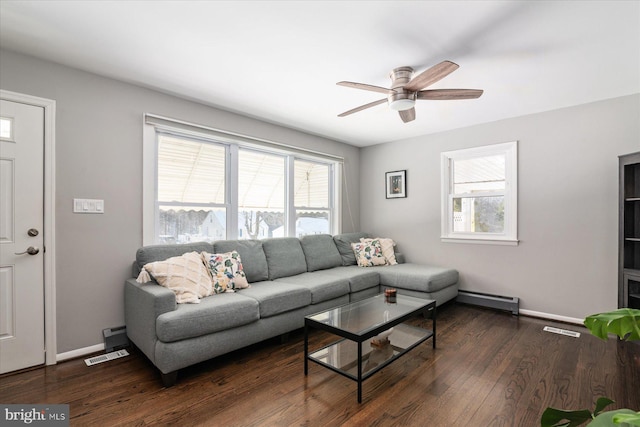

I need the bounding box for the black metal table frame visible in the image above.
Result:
[304,297,436,403]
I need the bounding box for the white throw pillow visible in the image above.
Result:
[136,251,212,304]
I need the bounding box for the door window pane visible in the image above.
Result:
[0,117,12,140]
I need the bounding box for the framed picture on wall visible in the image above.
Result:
[385,170,407,199]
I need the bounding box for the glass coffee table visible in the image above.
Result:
[304,293,436,403]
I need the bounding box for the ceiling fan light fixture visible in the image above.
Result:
[388,92,416,111]
[389,98,415,111]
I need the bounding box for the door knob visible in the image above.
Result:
[15,246,39,256]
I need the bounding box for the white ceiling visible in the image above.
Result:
[1,1,639,147]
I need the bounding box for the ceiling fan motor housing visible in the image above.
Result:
[388,66,416,111]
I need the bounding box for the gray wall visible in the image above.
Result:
[0,49,361,354]
[361,94,639,320]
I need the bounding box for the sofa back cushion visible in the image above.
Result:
[134,242,214,277]
[300,234,342,272]
[213,240,269,283]
[333,232,370,266]
[262,237,307,280]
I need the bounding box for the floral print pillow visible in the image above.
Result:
[360,237,398,265]
[351,240,388,267]
[202,251,251,293]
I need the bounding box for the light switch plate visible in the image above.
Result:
[73,198,105,214]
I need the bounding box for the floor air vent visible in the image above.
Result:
[85,349,129,366]
[543,326,581,338]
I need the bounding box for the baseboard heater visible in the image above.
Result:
[103,325,129,353]
[456,290,519,316]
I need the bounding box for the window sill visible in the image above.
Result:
[441,237,519,246]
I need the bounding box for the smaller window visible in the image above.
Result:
[441,141,518,245]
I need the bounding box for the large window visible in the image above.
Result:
[144,117,340,244]
[441,141,518,245]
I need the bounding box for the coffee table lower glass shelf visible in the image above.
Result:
[304,294,436,403]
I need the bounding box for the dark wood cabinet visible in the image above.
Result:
[619,151,640,308]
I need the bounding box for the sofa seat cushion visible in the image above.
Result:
[238,282,311,318]
[323,266,380,293]
[156,293,259,343]
[276,271,350,304]
[375,264,459,293]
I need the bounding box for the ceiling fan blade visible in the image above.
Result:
[338,98,387,117]
[417,89,484,100]
[399,107,416,123]
[404,60,459,92]
[337,81,392,94]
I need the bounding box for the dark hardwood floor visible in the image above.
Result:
[1,304,638,426]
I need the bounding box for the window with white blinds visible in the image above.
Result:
[144,115,341,244]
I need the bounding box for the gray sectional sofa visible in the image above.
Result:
[124,232,458,386]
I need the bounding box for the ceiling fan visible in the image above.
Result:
[337,60,483,123]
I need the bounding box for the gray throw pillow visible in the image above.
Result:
[332,232,370,266]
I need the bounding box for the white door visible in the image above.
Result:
[0,99,45,373]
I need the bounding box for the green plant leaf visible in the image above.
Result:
[541,407,593,427]
[594,398,615,416]
[587,409,640,426]
[583,309,640,341]
[612,412,640,426]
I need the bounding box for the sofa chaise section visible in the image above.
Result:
[375,263,459,305]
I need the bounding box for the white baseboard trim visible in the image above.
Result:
[519,309,584,325]
[53,311,583,362]
[57,343,105,362]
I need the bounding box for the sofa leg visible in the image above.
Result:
[280,332,290,344]
[161,371,178,387]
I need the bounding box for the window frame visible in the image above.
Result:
[440,141,518,246]
[143,115,342,245]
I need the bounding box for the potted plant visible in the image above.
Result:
[541,308,640,427]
